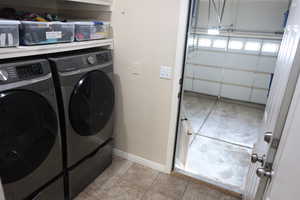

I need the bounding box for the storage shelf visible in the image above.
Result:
[65,0,112,6]
[0,39,113,59]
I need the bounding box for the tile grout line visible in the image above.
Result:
[111,158,134,188]
[139,171,161,199]
[180,180,190,200]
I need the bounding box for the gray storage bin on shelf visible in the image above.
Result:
[73,21,110,41]
[0,20,20,47]
[20,21,75,45]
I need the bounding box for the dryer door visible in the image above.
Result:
[69,70,115,136]
[0,90,58,184]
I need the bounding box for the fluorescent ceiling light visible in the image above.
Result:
[228,40,243,50]
[262,43,280,53]
[245,42,261,51]
[207,29,220,35]
[198,38,212,47]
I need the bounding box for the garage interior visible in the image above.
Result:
[174,0,290,194]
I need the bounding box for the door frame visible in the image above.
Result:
[165,0,193,173]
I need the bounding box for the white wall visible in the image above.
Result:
[111,0,182,166]
[196,0,289,33]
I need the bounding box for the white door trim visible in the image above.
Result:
[165,0,191,173]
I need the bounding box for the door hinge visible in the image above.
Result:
[178,91,182,98]
[271,138,280,149]
[265,162,273,170]
[179,78,183,85]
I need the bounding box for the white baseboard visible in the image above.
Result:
[113,148,169,173]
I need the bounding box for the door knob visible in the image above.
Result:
[256,167,273,178]
[251,153,265,165]
[264,132,273,143]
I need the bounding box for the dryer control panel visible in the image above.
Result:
[50,50,112,73]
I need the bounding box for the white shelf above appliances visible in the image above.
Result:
[0,39,113,59]
[64,0,112,6]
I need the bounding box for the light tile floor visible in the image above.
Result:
[75,156,241,200]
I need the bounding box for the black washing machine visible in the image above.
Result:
[49,49,114,199]
[0,59,65,200]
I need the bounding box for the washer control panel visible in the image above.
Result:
[0,60,50,84]
[16,63,44,79]
[52,50,112,73]
[0,67,17,83]
[0,70,9,81]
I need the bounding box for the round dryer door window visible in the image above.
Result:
[0,90,58,184]
[69,70,115,136]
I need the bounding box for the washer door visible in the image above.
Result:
[69,70,115,136]
[0,90,58,184]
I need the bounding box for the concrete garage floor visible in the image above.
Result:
[175,92,264,193]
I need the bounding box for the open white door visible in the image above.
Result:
[243,0,300,199]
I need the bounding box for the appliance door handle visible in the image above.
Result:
[0,178,5,200]
[31,191,43,200]
[0,74,52,91]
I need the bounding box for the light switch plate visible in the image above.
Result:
[160,66,172,79]
[130,62,142,75]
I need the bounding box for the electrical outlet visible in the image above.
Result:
[160,66,172,80]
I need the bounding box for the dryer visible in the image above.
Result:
[0,59,65,200]
[49,49,114,198]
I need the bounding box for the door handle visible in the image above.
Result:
[256,167,273,178]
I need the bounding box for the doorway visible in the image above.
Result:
[174,0,290,194]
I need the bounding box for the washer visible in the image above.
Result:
[49,49,114,198]
[0,59,65,200]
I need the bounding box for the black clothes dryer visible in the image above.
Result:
[49,49,114,199]
[0,59,64,200]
